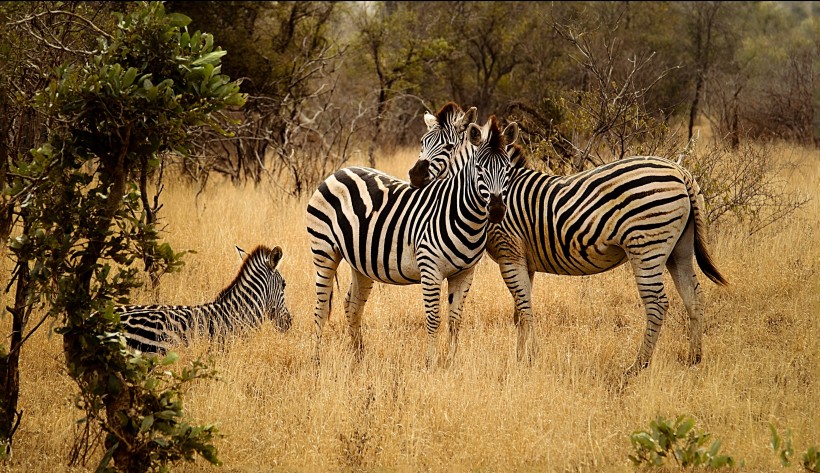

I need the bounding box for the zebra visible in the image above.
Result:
[117,244,291,354]
[410,140,727,376]
[408,102,476,187]
[306,112,518,367]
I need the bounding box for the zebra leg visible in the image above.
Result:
[667,225,705,366]
[312,247,342,365]
[420,268,445,369]
[500,259,537,363]
[444,266,477,367]
[345,269,374,361]
[625,254,670,376]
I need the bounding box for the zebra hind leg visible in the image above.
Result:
[625,253,670,377]
[345,269,374,362]
[499,260,537,363]
[312,246,342,366]
[444,266,477,368]
[666,223,705,366]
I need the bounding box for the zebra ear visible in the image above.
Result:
[502,122,519,146]
[459,107,477,132]
[235,245,248,262]
[269,246,284,269]
[467,123,483,146]
[424,111,437,131]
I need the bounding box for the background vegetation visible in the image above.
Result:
[0,1,817,471]
[162,0,819,194]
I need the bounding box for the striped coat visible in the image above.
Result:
[307,116,517,367]
[412,143,727,375]
[118,245,291,353]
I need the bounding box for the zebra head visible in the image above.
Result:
[409,102,477,188]
[233,245,292,332]
[467,116,518,223]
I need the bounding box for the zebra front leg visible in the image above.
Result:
[444,266,477,368]
[420,269,444,369]
[345,269,374,362]
[311,248,341,366]
[499,260,536,363]
[625,256,670,376]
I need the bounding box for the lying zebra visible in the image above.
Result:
[117,244,291,353]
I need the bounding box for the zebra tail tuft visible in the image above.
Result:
[694,225,728,286]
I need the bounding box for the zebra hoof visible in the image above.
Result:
[624,360,648,378]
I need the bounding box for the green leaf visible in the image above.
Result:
[676,416,695,439]
[122,67,138,88]
[140,415,154,432]
[191,50,227,66]
[770,424,781,451]
[709,439,722,457]
[96,442,118,471]
[162,352,179,366]
[167,12,192,27]
[632,432,658,451]
[156,410,179,421]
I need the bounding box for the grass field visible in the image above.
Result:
[2,143,818,472]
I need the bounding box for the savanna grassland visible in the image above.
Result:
[2,143,818,473]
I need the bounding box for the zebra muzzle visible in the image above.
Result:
[409,159,431,188]
[488,194,506,223]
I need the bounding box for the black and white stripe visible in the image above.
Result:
[413,141,727,375]
[117,245,291,353]
[307,110,517,367]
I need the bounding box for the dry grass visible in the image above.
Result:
[1,144,818,473]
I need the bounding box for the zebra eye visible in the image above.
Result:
[443,144,454,152]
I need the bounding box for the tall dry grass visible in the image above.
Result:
[1,144,818,472]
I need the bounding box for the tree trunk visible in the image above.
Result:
[0,257,30,454]
[688,74,704,142]
[62,131,136,471]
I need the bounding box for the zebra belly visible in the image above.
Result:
[527,238,628,276]
[347,240,484,284]
[344,241,422,285]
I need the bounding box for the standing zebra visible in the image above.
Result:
[306,112,517,367]
[118,245,291,353]
[410,142,727,375]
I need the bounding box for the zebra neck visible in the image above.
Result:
[447,155,490,231]
[199,287,267,332]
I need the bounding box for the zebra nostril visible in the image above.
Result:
[488,195,506,223]
[409,160,430,188]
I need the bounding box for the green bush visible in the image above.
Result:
[628,415,735,469]
[770,424,820,472]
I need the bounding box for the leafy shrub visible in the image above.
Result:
[628,415,735,469]
[770,424,820,472]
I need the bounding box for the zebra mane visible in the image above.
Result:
[436,101,462,126]
[508,144,529,169]
[215,245,274,301]
[486,115,506,153]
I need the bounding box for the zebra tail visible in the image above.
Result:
[686,172,729,286]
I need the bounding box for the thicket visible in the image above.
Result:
[162,1,818,194]
[1,1,242,471]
